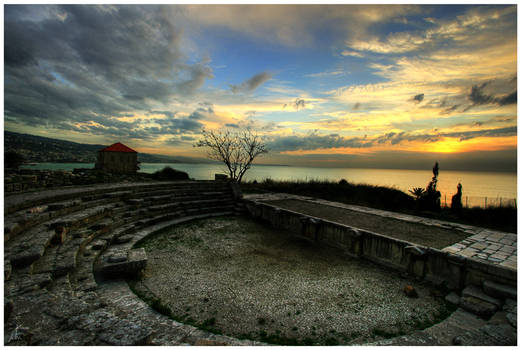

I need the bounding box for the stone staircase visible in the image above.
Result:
[4,180,260,346]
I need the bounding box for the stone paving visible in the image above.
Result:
[244,193,517,270]
[442,232,517,269]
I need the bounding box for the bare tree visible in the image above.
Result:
[195,128,268,183]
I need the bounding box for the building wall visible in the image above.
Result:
[95,151,138,173]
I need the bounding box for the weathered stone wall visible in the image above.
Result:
[244,201,516,290]
[4,169,154,194]
[95,151,138,174]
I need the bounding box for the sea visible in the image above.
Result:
[22,162,517,208]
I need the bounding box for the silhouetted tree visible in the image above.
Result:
[408,187,425,200]
[5,151,24,169]
[195,128,268,183]
[417,162,441,212]
[451,183,463,212]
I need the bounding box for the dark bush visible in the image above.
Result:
[5,151,24,169]
[241,178,415,212]
[152,166,189,180]
[451,183,463,212]
[417,162,441,212]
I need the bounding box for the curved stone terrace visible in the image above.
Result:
[3,181,517,345]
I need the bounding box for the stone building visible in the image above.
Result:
[95,142,139,174]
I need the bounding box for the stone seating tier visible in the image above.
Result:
[4,181,257,346]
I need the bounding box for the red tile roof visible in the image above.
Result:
[99,142,137,153]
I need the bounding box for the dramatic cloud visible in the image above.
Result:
[468,83,495,105]
[466,83,517,111]
[375,127,517,145]
[4,5,517,170]
[496,91,517,106]
[165,135,198,145]
[230,72,272,93]
[225,123,240,128]
[266,125,517,154]
[182,5,419,47]
[282,98,308,110]
[4,5,213,134]
[294,99,306,110]
[439,105,460,115]
[267,134,372,152]
[413,93,424,103]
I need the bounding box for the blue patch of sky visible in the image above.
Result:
[50,71,74,87]
[200,23,389,95]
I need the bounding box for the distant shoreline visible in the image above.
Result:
[20,162,517,174]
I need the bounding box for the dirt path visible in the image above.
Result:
[264,199,470,249]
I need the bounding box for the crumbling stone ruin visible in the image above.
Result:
[4,180,254,345]
[3,181,517,345]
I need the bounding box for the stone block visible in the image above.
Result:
[100,248,147,277]
[462,285,502,308]
[460,296,498,319]
[445,292,460,306]
[483,280,517,300]
[506,311,517,328]
[108,253,127,263]
[405,245,425,256]
[470,242,488,250]
[115,234,133,244]
[488,311,509,325]
[499,260,516,270]
[459,248,477,258]
[91,240,107,250]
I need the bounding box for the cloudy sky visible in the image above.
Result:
[4,4,517,170]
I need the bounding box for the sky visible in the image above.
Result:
[3,4,518,171]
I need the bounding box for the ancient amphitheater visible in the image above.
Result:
[4,180,517,345]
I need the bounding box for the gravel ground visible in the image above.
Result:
[264,199,470,249]
[131,216,453,345]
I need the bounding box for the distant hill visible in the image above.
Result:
[4,131,210,164]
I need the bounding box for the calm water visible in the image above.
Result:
[22,162,517,206]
